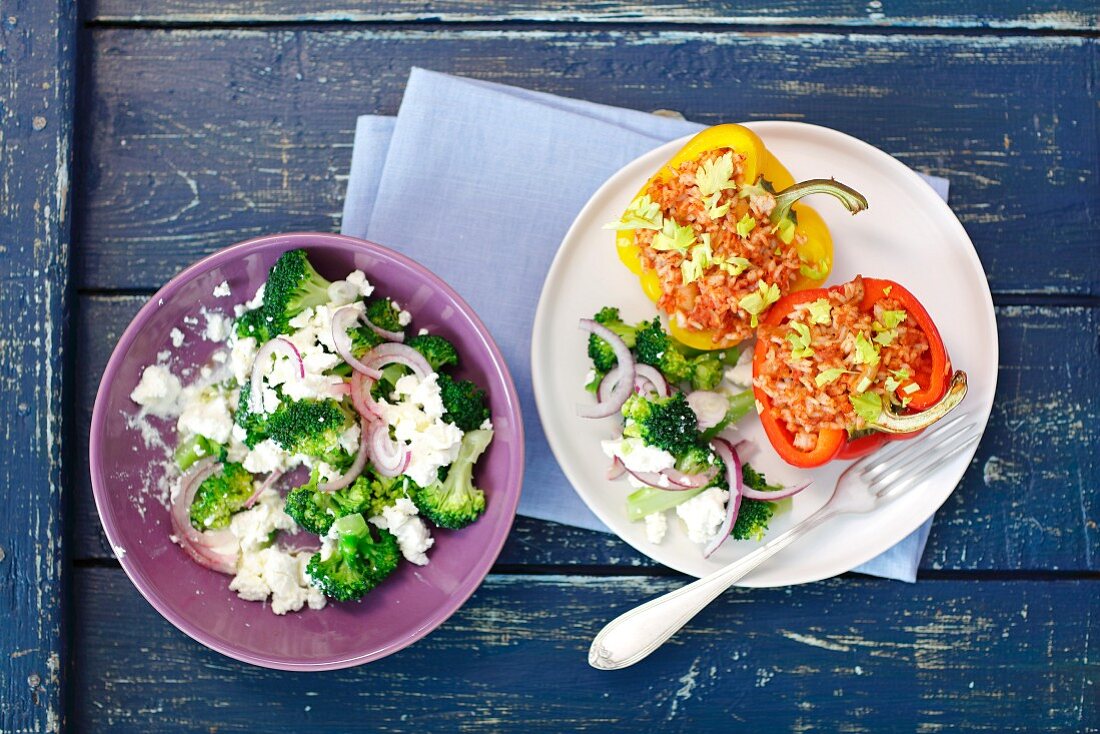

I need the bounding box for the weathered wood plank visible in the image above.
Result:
[0,3,76,733]
[72,295,1100,570]
[72,568,1099,732]
[76,30,1100,294]
[87,0,1100,31]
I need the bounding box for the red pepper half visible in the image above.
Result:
[752,277,967,468]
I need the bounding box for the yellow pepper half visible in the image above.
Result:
[615,124,867,351]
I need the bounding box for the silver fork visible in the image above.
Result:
[588,413,980,670]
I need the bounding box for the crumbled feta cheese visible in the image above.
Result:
[676,487,730,544]
[245,283,266,311]
[229,335,258,386]
[156,349,171,364]
[229,489,297,553]
[397,309,412,327]
[584,369,597,389]
[176,386,235,444]
[327,269,375,305]
[230,547,326,615]
[130,365,182,418]
[242,438,290,474]
[169,328,185,348]
[479,417,494,431]
[724,348,754,389]
[370,498,433,565]
[376,374,464,488]
[201,308,232,342]
[417,327,429,336]
[601,437,676,474]
[644,512,668,544]
[213,280,231,298]
[183,315,199,326]
[338,423,361,455]
[229,493,325,615]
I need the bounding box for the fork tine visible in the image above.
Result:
[869,421,977,490]
[872,433,981,500]
[859,412,970,479]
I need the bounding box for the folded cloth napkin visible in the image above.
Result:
[342,68,948,582]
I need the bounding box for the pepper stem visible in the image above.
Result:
[771,178,870,224]
[873,370,968,434]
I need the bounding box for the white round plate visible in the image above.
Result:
[532,121,997,585]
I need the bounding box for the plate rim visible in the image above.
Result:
[531,120,998,584]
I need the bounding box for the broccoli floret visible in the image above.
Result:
[234,307,278,343]
[189,462,254,530]
[633,318,727,389]
[731,498,774,541]
[406,334,459,371]
[266,398,354,465]
[731,463,784,541]
[262,249,333,324]
[621,392,701,457]
[175,434,227,471]
[306,513,401,601]
[690,352,724,391]
[675,443,720,477]
[634,318,695,385]
[285,469,411,536]
[438,373,490,431]
[366,298,404,333]
[587,307,639,373]
[234,381,275,449]
[408,429,492,529]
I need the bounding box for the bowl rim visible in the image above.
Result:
[88,231,525,671]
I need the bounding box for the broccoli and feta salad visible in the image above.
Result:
[129,249,494,614]
[578,307,809,557]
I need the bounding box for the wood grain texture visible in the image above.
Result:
[75,29,1100,293]
[0,3,76,732]
[71,295,1100,570]
[86,0,1100,30]
[71,568,1099,732]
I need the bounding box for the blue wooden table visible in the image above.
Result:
[3,1,1098,730]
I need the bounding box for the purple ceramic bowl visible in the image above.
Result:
[89,232,524,670]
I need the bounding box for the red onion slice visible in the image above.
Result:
[318,421,369,492]
[244,469,284,508]
[169,458,239,575]
[634,365,670,397]
[712,438,810,500]
[331,306,384,379]
[607,457,626,480]
[739,481,811,501]
[704,439,744,558]
[361,342,433,380]
[577,320,636,418]
[687,390,728,429]
[250,337,304,412]
[349,371,382,419]
[623,464,718,490]
[365,319,405,343]
[596,365,623,403]
[367,420,409,478]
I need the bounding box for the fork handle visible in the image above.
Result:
[588,508,837,670]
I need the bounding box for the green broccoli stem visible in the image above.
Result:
[700,388,755,441]
[626,486,705,522]
[771,178,869,225]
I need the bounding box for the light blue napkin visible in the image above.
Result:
[342,68,948,582]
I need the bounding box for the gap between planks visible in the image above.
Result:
[81,18,1100,40]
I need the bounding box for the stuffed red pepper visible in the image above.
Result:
[752,275,967,468]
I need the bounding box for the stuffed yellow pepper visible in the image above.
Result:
[607,124,868,350]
